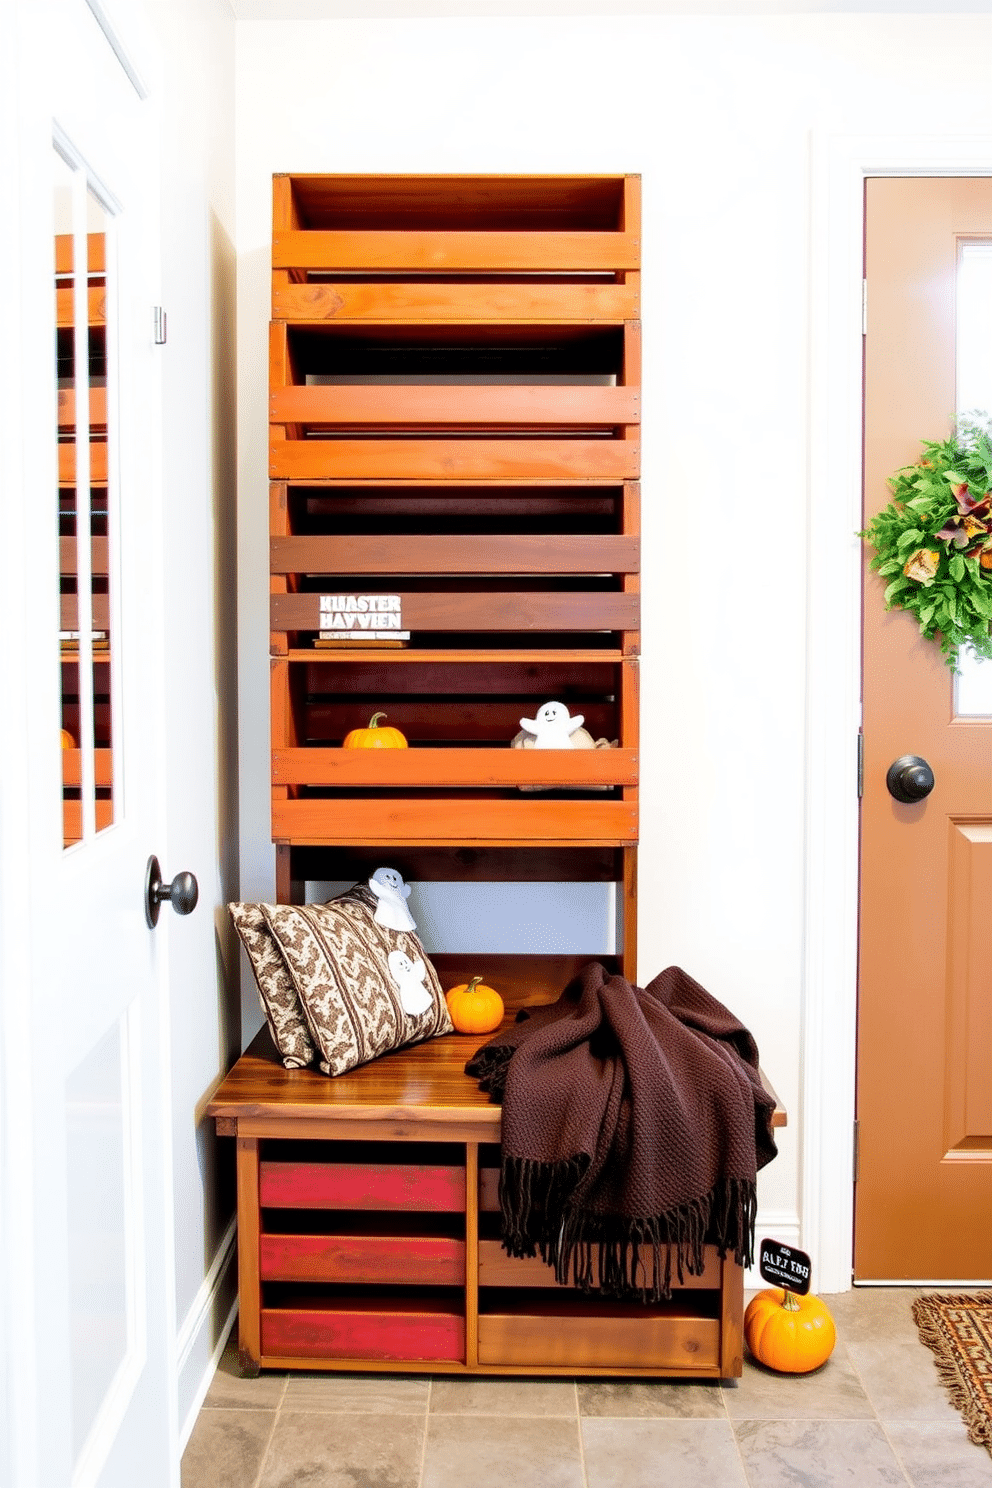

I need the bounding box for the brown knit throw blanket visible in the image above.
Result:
[465,961,778,1303]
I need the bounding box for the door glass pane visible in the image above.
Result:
[55,147,117,844]
[54,150,80,845]
[955,240,992,717]
[86,188,114,834]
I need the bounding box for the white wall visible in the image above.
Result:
[235,11,992,1269]
[148,0,240,1439]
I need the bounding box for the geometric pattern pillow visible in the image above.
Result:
[228,901,317,1069]
[261,884,453,1076]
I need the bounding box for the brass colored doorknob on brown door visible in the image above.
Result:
[145,854,199,927]
[885,755,935,803]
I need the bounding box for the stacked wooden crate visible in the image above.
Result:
[212,172,714,1379]
[268,172,641,987]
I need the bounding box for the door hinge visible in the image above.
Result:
[862,279,868,336]
[153,306,167,345]
[853,1118,860,1183]
[857,732,864,798]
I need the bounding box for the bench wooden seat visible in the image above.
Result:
[209,1022,785,1379]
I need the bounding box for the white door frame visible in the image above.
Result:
[804,131,992,1295]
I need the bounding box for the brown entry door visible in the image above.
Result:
[857,177,992,1281]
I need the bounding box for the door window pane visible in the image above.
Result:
[954,240,992,718]
[55,147,117,842]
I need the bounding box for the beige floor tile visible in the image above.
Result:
[724,1347,875,1420]
[884,1420,992,1487]
[257,1410,425,1488]
[733,1419,908,1487]
[847,1332,970,1423]
[180,1407,276,1488]
[577,1377,726,1418]
[823,1287,921,1347]
[430,1375,577,1415]
[421,1413,583,1488]
[202,1343,287,1411]
[282,1370,431,1413]
[582,1417,748,1488]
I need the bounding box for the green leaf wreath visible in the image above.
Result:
[860,411,992,669]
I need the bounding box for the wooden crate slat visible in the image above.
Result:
[287,647,626,664]
[476,1310,721,1372]
[271,591,638,634]
[269,384,639,428]
[270,796,637,843]
[269,438,640,483]
[259,1161,466,1212]
[272,746,637,789]
[260,1234,465,1286]
[274,281,639,324]
[262,1304,464,1363]
[273,229,638,273]
[270,533,639,577]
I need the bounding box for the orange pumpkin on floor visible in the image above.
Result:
[445,977,504,1034]
[342,712,408,749]
[744,1288,836,1373]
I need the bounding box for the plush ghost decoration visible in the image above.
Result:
[368,866,417,932]
[517,700,586,750]
[387,949,432,1016]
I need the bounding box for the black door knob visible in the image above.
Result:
[886,755,935,804]
[145,855,199,927]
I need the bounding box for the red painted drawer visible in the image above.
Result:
[262,1302,464,1362]
[260,1233,465,1285]
[259,1161,465,1212]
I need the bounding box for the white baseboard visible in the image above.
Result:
[176,1217,239,1450]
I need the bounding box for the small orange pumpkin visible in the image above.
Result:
[445,976,504,1034]
[744,1288,836,1374]
[342,712,408,749]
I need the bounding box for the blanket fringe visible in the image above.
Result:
[499,1155,758,1303]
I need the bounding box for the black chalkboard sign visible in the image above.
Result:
[758,1238,812,1295]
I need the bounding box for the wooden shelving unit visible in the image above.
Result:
[212,172,788,1380]
[268,174,640,979]
[209,173,785,1377]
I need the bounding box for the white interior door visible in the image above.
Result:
[3,2,180,1484]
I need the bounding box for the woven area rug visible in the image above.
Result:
[912,1293,992,1453]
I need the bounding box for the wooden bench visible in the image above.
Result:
[208,1014,786,1380]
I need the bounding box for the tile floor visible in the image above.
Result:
[181,1288,992,1488]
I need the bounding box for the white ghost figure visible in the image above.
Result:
[368,866,417,932]
[388,949,432,1017]
[517,700,586,750]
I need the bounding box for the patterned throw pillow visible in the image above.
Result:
[262,885,453,1076]
[228,901,317,1069]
